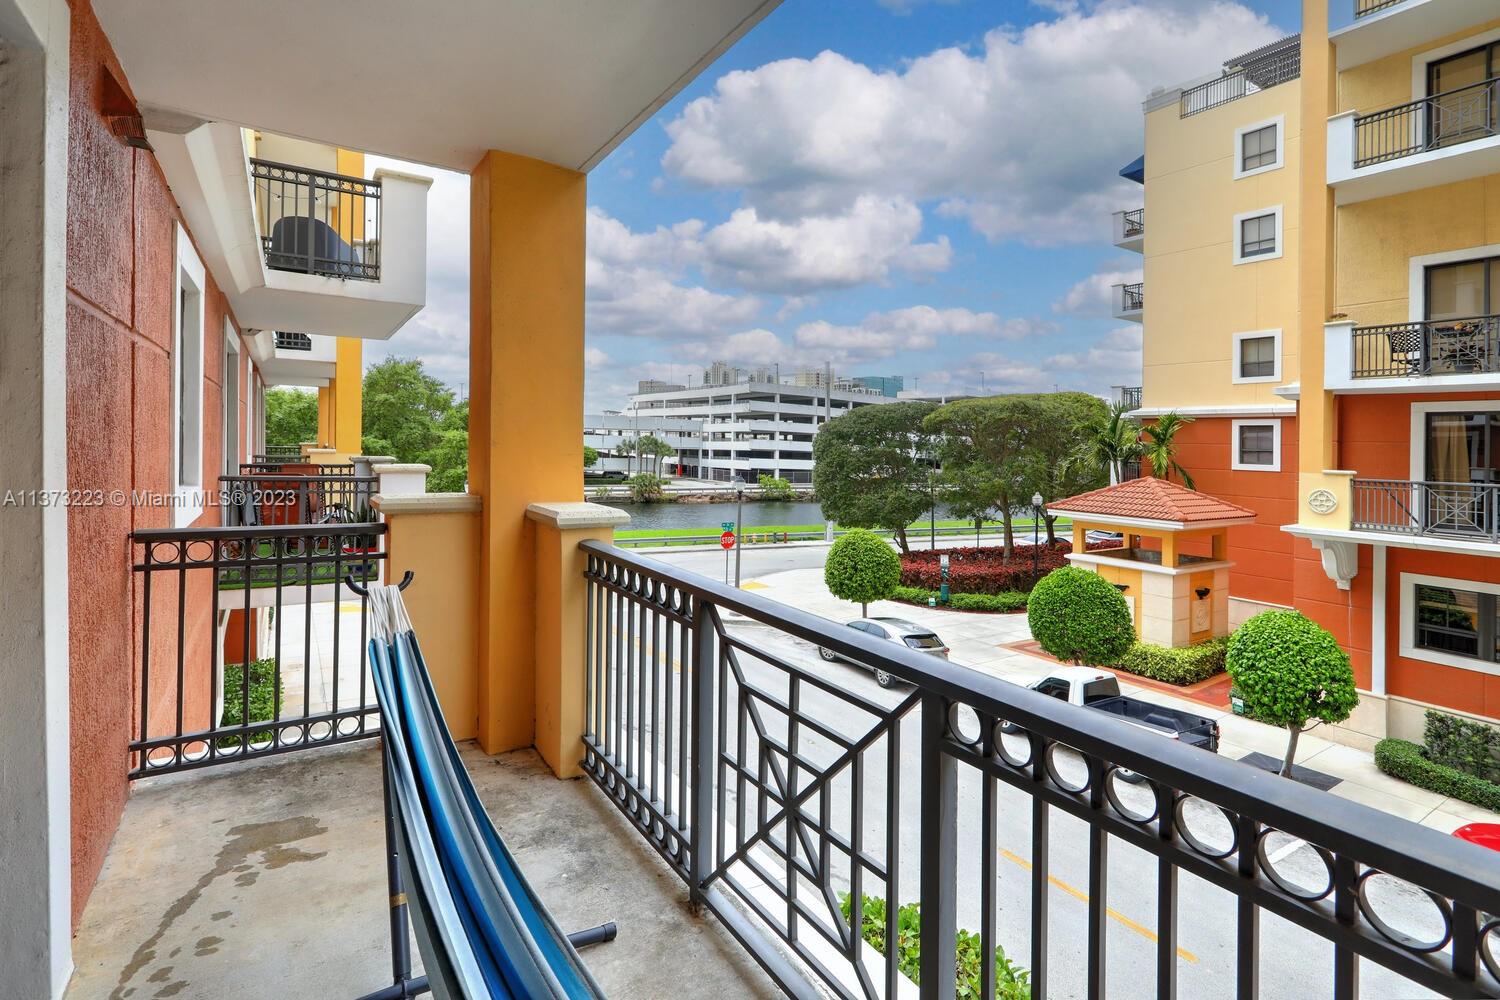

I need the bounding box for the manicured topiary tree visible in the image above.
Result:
[1026,566,1134,666]
[1226,610,1358,777]
[825,529,901,617]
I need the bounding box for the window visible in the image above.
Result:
[223,322,240,477]
[1233,330,1281,383]
[1231,419,1281,471]
[1232,206,1283,264]
[1234,116,1284,178]
[172,224,206,526]
[1426,42,1499,149]
[1426,255,1500,321]
[1402,573,1500,675]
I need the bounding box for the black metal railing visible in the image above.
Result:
[1350,315,1500,378]
[1354,79,1500,167]
[239,461,349,475]
[128,523,387,778]
[1121,282,1144,313]
[1181,49,1301,117]
[1355,0,1404,16]
[250,158,381,280]
[1353,479,1500,541]
[1121,208,1144,239]
[274,331,314,351]
[1121,385,1143,410]
[580,541,1500,999]
[259,443,304,461]
[1119,458,1143,481]
[219,473,378,529]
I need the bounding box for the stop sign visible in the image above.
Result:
[720,531,735,549]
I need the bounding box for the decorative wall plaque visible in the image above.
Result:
[1308,488,1338,515]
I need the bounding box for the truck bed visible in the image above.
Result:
[1089,695,1219,752]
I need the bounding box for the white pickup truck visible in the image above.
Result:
[1009,666,1220,755]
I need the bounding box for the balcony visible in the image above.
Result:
[1112,208,1145,252]
[1328,81,1500,204]
[1353,478,1500,544]
[1179,39,1300,118]
[246,329,337,387]
[145,123,430,340]
[1111,281,1144,322]
[1325,316,1500,393]
[1332,0,1499,71]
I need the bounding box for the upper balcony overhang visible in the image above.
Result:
[1110,282,1144,322]
[94,0,782,175]
[246,330,336,388]
[1111,209,1144,253]
[149,122,430,340]
[1332,0,1499,72]
[1327,105,1500,205]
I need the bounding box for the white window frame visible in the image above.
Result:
[1230,419,1281,472]
[1407,399,1500,482]
[1233,115,1285,179]
[1406,242,1500,322]
[222,319,241,477]
[1410,27,1500,104]
[1399,571,1500,677]
[172,224,206,527]
[1232,205,1284,265]
[1231,329,1283,384]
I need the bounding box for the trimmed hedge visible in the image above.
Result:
[1424,709,1500,781]
[839,893,1030,1000]
[1114,636,1229,686]
[218,658,281,749]
[1374,738,1500,812]
[1027,566,1134,666]
[890,585,1028,613]
[898,540,1110,596]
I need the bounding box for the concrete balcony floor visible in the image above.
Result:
[68,741,778,1000]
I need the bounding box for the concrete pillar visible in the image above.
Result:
[468,150,586,754]
[331,336,362,457]
[1297,0,1338,503]
[0,0,74,995]
[375,463,429,495]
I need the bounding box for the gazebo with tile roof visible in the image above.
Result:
[1048,478,1257,648]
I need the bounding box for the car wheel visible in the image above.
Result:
[873,668,895,688]
[817,647,837,662]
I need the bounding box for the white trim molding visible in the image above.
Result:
[1048,511,1254,532]
[1407,242,1500,323]
[1067,552,1235,577]
[1230,418,1282,472]
[1410,26,1500,106]
[172,223,206,528]
[1407,398,1500,484]
[1132,403,1296,418]
[1399,571,1500,677]
[1230,328,1283,384]
[1312,537,1360,591]
[1232,204,1284,265]
[1233,114,1285,180]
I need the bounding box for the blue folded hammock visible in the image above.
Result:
[366,584,607,1000]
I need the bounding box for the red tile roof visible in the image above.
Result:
[1048,477,1256,525]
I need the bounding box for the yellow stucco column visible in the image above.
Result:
[525,502,630,778]
[374,493,483,740]
[469,150,587,754]
[316,386,333,447]
[332,337,363,459]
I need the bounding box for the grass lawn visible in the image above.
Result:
[617,516,1069,541]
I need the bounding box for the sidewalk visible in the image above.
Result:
[733,566,1498,835]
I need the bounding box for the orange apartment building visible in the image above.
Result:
[1121,3,1500,746]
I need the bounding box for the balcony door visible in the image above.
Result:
[1424,411,1500,536]
[1425,257,1500,374]
[1427,43,1499,149]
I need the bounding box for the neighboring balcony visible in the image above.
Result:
[245,329,336,388]
[1332,0,1498,72]
[1353,478,1500,544]
[1324,316,1500,393]
[1328,80,1500,204]
[146,122,430,340]
[1111,281,1144,322]
[1112,208,1144,252]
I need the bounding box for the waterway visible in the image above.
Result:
[602,500,975,532]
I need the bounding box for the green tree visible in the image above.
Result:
[813,401,937,555]
[1226,610,1358,776]
[1141,411,1196,488]
[627,473,665,502]
[361,358,455,463]
[924,396,1039,558]
[1017,392,1109,544]
[583,445,600,469]
[1086,401,1144,484]
[1027,567,1135,666]
[635,433,675,477]
[757,474,795,501]
[824,529,901,617]
[265,387,318,448]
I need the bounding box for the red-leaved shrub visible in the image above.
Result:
[899,540,1113,595]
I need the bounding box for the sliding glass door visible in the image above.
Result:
[1427,43,1499,149]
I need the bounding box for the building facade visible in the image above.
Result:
[1127,5,1500,743]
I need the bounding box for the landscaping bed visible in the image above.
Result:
[1375,710,1500,812]
[889,585,1028,613]
[899,540,1109,596]
[1113,636,1229,686]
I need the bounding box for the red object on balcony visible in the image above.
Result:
[259,463,320,525]
[1452,823,1500,852]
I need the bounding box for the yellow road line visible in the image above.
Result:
[999,848,1198,963]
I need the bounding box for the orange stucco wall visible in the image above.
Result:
[64,0,253,926]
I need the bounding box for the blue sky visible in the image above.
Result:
[371,0,1302,410]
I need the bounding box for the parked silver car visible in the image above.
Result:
[816,617,949,687]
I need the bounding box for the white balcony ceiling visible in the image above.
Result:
[1330,0,1499,71]
[93,0,780,173]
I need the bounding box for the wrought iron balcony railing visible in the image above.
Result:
[1180,47,1301,118]
[1353,479,1500,541]
[1354,79,1500,167]
[1121,208,1144,239]
[257,444,304,461]
[1354,0,1404,16]
[1350,314,1500,378]
[579,541,1500,999]
[274,331,314,351]
[251,158,381,280]
[1121,385,1143,410]
[1122,282,1144,312]
[219,472,378,530]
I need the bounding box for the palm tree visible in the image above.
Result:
[1087,402,1144,483]
[1141,411,1196,489]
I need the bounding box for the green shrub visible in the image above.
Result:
[757,473,795,501]
[889,586,1028,612]
[1375,738,1500,812]
[627,473,666,502]
[839,893,1029,999]
[1115,637,1229,686]
[825,529,901,616]
[1026,566,1134,665]
[1423,710,1500,781]
[219,658,281,749]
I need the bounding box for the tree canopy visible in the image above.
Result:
[812,401,937,554]
[265,387,318,449]
[360,357,468,492]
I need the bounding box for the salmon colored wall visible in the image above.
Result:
[1384,548,1500,718]
[65,0,253,927]
[1338,391,1500,480]
[1166,416,1299,607]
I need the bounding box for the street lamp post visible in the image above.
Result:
[733,475,746,587]
[1031,492,1044,583]
[928,469,937,550]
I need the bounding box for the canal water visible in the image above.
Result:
[603,500,966,531]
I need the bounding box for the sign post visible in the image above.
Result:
[721,528,735,584]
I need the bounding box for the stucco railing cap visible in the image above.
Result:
[372,493,481,514]
[304,446,336,454]
[372,166,436,188]
[526,501,631,529]
[377,463,432,474]
[353,454,397,464]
